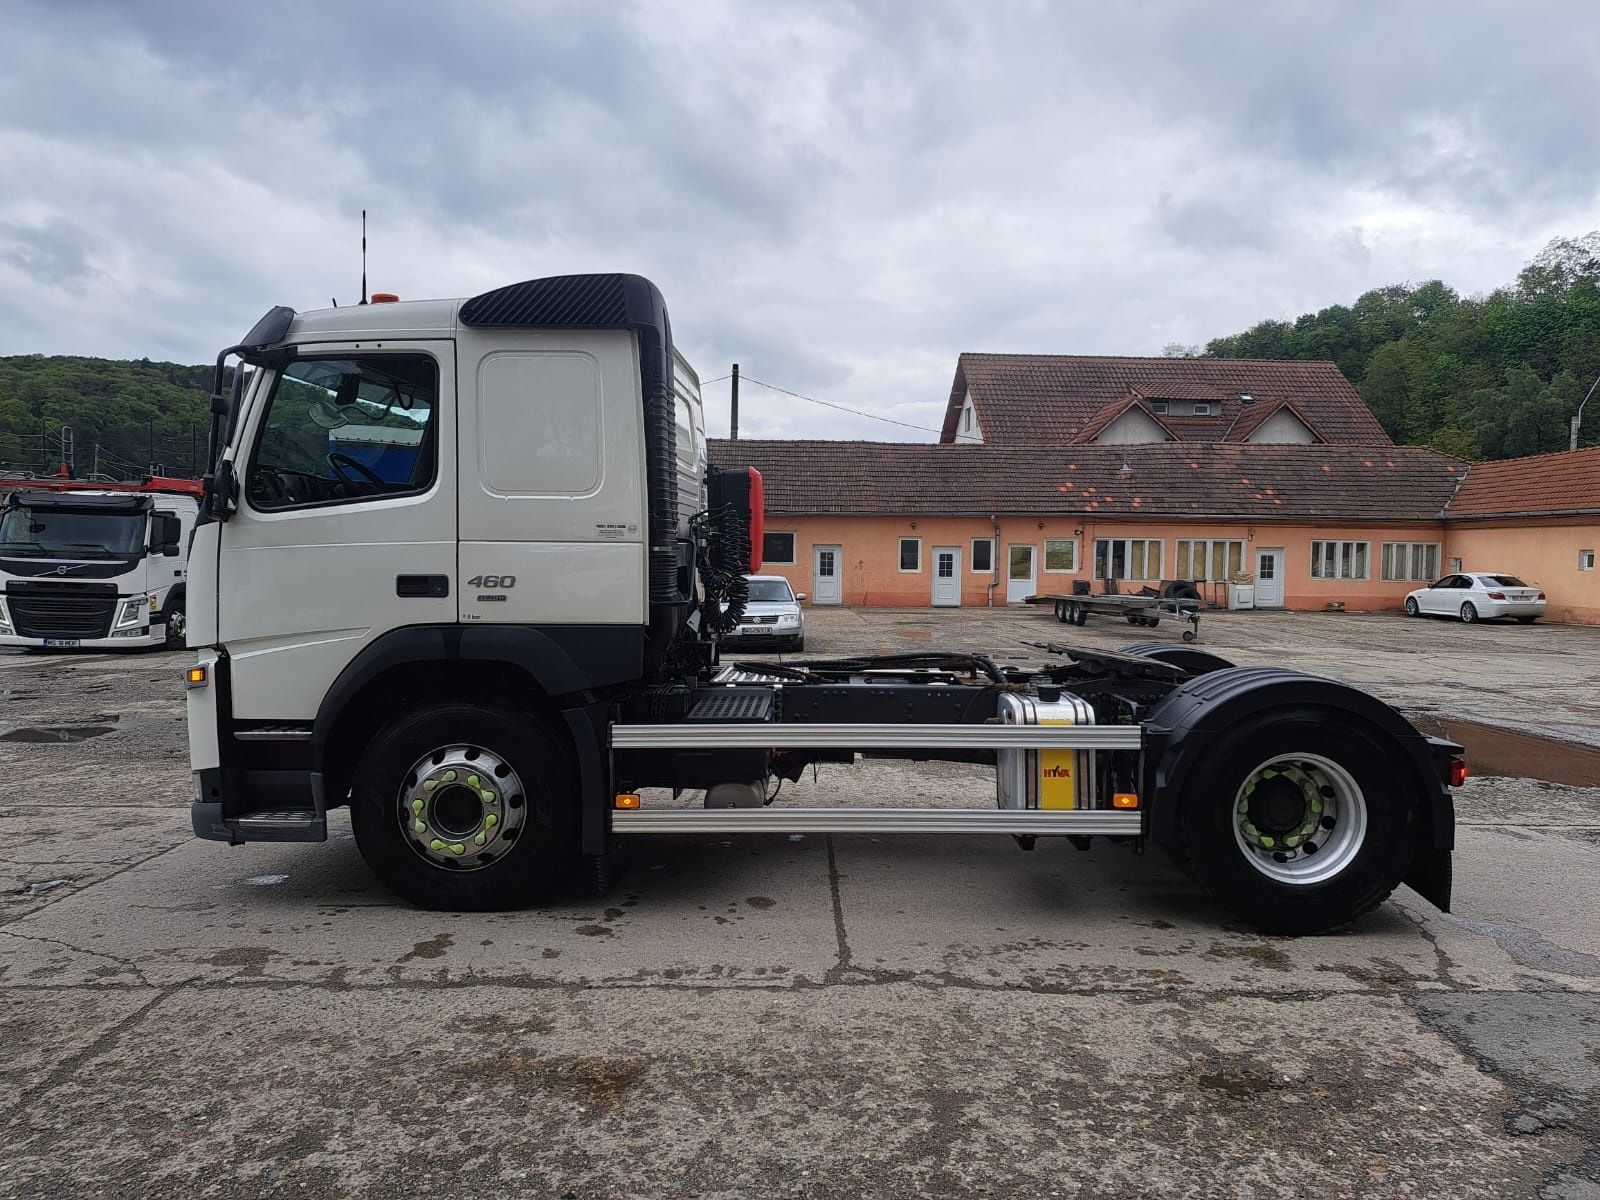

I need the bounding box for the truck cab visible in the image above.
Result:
[0,480,198,650]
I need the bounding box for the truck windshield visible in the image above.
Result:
[0,506,146,557]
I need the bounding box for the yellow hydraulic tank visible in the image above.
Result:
[995,691,1096,812]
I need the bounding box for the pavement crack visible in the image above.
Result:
[0,928,154,986]
[0,835,190,929]
[0,982,179,1125]
[823,834,856,985]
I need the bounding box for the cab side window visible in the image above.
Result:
[247,355,437,511]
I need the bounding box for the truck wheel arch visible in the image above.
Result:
[1142,667,1454,909]
[311,625,623,839]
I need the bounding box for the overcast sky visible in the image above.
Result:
[3,1,1597,439]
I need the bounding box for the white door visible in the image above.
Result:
[931,546,960,606]
[812,545,841,605]
[1425,574,1465,615]
[1006,544,1036,603]
[218,343,457,718]
[1255,548,1284,608]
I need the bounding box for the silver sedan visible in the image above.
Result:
[1404,572,1546,624]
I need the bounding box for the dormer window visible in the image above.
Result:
[1193,402,1211,415]
[963,408,972,432]
[1239,393,1254,405]
[1150,401,1169,414]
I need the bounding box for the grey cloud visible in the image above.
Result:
[0,218,99,287]
[2,0,1598,439]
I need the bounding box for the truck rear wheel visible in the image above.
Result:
[1176,711,1416,934]
[349,702,575,911]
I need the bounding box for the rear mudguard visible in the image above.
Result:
[1141,667,1456,911]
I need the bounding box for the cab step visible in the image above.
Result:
[227,810,327,841]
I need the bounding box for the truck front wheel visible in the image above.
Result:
[349,702,575,910]
[1176,711,1416,934]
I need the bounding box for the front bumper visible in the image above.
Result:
[0,628,164,650]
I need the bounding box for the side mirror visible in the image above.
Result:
[794,593,808,602]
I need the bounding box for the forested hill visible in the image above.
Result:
[1196,234,1600,460]
[0,355,215,479]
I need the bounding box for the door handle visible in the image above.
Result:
[396,575,449,598]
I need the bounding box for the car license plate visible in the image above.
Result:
[742,626,772,635]
[43,639,81,647]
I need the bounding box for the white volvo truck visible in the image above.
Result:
[0,478,199,650]
[185,274,1463,933]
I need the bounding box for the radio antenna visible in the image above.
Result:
[359,209,368,305]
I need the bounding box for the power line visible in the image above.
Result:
[731,374,944,435]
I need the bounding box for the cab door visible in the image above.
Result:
[217,342,456,718]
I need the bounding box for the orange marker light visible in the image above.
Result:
[370,292,400,303]
[183,665,208,689]
[614,793,641,810]
[1448,759,1469,789]
[1111,792,1140,809]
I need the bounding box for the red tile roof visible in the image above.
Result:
[711,440,1464,521]
[1224,397,1327,444]
[1445,445,1600,518]
[1069,394,1179,444]
[942,354,1391,446]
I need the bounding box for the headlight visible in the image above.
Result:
[778,613,800,626]
[114,597,148,629]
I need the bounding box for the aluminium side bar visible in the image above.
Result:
[610,723,1143,751]
[611,807,1144,835]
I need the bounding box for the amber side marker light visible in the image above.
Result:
[614,793,641,810]
[1448,759,1469,789]
[1111,792,1140,809]
[183,665,208,689]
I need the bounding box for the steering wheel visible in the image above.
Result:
[327,452,386,486]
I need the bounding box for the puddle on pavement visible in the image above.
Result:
[1413,717,1600,788]
[0,725,117,744]
[0,725,116,743]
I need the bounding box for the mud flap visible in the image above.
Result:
[1405,844,1452,913]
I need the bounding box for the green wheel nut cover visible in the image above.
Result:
[413,819,426,834]
[449,842,466,856]
[484,812,498,829]
[429,838,445,851]
[411,797,425,815]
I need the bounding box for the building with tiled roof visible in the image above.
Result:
[708,437,1600,623]
[942,354,1387,447]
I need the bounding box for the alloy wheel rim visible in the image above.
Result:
[1231,752,1367,885]
[397,744,526,871]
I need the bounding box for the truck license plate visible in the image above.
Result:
[43,639,81,647]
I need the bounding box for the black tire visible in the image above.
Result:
[1516,616,1537,625]
[1175,710,1417,935]
[350,701,576,910]
[162,600,186,649]
[1404,597,1420,618]
[1459,603,1477,624]
[792,636,806,651]
[1054,600,1068,623]
[1073,603,1088,626]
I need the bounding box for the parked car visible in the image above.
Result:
[724,575,806,650]
[1404,572,1546,624]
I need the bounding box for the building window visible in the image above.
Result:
[1381,542,1440,582]
[1150,401,1169,414]
[762,531,796,565]
[1093,538,1162,581]
[1175,539,1244,582]
[971,538,994,573]
[1581,549,1596,572]
[963,407,972,432]
[1193,402,1211,416]
[899,537,921,572]
[1449,556,1463,573]
[1043,538,1078,572]
[1311,540,1369,580]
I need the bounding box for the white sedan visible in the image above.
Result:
[1404,572,1546,624]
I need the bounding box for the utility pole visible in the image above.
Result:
[1572,371,1600,451]
[729,363,740,441]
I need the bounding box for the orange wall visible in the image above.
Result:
[1443,519,1600,624]
[760,514,1452,612]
